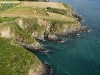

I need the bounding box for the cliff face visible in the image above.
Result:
[0,21,43,51]
[0,2,88,50]
[16,17,86,42]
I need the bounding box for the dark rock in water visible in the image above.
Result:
[21,43,46,52]
[37,47,47,52]
[77,15,83,22]
[79,26,89,32]
[44,33,63,43]
[48,34,58,41]
[57,38,62,41]
[43,62,52,75]
[44,32,49,39]
[73,14,83,22]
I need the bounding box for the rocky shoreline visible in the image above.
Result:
[42,62,52,75]
[24,13,89,75]
[32,14,89,75]
[17,12,89,75]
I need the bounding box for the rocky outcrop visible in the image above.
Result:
[0,16,88,51]
[0,23,45,51]
[0,27,11,38]
[16,17,88,43]
[46,33,62,42]
[73,14,83,22]
[28,64,44,75]
[28,63,52,75]
[42,62,52,75]
[21,43,45,51]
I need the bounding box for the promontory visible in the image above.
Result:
[0,1,87,75]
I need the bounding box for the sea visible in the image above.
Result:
[34,0,100,75]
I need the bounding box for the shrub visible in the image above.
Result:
[46,7,67,15]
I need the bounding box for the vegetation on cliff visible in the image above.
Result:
[0,37,44,75]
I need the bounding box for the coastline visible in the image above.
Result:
[0,2,89,75]
[42,62,52,75]
[32,4,89,75]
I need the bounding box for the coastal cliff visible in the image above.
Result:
[0,37,51,75]
[0,2,87,75]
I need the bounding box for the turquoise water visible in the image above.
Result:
[34,0,100,75]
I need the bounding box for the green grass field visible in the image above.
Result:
[1,7,48,16]
[0,17,17,23]
[0,4,13,12]
[0,2,76,23]
[0,37,41,75]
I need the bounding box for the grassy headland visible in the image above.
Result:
[0,1,86,75]
[0,37,44,75]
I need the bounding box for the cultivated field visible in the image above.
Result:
[0,2,76,23]
[22,2,66,9]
